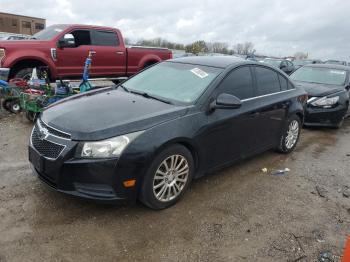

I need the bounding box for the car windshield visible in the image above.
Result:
[122,62,222,104]
[32,25,68,40]
[290,66,347,86]
[263,59,282,68]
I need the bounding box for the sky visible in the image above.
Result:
[1,0,349,60]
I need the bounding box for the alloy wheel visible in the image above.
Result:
[285,120,299,149]
[153,154,189,202]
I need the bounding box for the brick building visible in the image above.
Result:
[0,12,45,35]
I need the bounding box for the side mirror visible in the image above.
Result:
[210,93,242,110]
[57,34,75,48]
[280,63,287,69]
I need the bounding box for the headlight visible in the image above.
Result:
[311,96,339,108]
[78,131,143,158]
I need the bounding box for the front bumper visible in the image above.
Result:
[28,120,142,204]
[304,103,348,127]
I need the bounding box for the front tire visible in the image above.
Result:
[13,68,34,81]
[277,115,301,153]
[139,144,194,210]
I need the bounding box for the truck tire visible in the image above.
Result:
[13,68,33,80]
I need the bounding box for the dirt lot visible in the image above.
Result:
[0,112,349,262]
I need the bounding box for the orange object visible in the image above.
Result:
[342,236,350,262]
[123,179,136,188]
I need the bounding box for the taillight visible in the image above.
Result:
[169,52,173,59]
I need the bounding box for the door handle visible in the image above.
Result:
[116,51,124,55]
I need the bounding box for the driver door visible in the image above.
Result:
[55,30,92,77]
[198,66,260,170]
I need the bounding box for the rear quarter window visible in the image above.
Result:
[255,66,281,95]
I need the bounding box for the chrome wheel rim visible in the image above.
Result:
[153,154,189,202]
[285,120,299,149]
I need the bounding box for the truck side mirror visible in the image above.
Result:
[57,34,75,48]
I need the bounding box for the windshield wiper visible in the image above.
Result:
[130,90,173,104]
[116,84,130,92]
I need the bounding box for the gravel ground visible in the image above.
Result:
[0,112,349,262]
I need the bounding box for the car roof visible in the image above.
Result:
[168,56,248,68]
[304,63,350,71]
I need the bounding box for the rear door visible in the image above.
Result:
[89,30,126,76]
[251,65,289,148]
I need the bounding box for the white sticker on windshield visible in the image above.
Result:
[191,68,209,78]
[330,70,345,75]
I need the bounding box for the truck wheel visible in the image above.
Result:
[13,68,33,80]
[10,100,21,114]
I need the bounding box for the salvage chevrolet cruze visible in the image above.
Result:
[29,57,306,209]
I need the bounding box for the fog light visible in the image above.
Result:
[123,179,136,188]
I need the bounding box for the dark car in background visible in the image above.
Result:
[29,56,306,209]
[290,64,350,128]
[325,60,347,66]
[261,58,295,74]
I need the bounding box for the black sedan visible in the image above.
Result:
[29,56,306,209]
[290,64,350,128]
[261,58,295,75]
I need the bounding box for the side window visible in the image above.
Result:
[218,66,254,99]
[278,75,288,91]
[70,30,91,46]
[287,61,293,67]
[255,66,281,95]
[91,30,119,46]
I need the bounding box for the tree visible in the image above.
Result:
[294,52,308,59]
[185,40,208,55]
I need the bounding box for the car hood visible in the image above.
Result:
[41,87,188,141]
[293,81,344,97]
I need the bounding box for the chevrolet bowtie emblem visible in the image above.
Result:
[38,127,49,140]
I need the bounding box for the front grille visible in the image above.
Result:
[31,125,65,159]
[38,119,71,139]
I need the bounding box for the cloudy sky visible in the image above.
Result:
[1,0,349,60]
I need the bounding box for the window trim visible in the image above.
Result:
[241,89,294,102]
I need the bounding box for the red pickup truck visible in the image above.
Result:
[0,24,172,81]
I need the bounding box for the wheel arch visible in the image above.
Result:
[153,138,200,174]
[9,58,54,80]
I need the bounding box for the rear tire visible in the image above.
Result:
[277,115,301,153]
[139,144,194,210]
